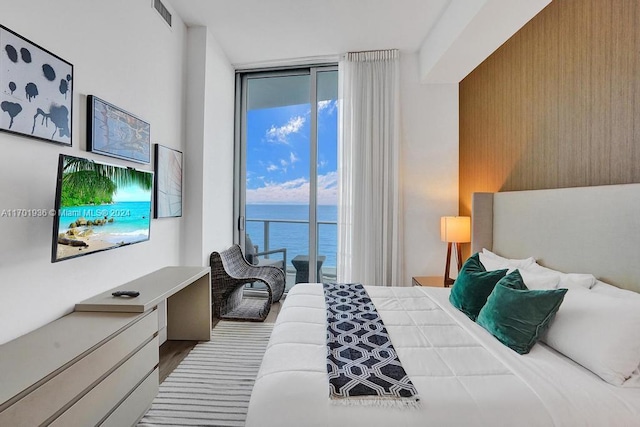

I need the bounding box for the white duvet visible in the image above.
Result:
[245,285,640,426]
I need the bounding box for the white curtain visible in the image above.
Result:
[337,49,403,286]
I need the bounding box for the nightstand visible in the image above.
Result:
[412,276,447,287]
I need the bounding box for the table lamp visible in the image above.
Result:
[441,216,471,287]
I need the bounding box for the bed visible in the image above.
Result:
[245,184,640,426]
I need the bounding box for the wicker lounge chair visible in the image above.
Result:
[210,244,285,321]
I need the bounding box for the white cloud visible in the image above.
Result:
[266,115,306,143]
[289,151,299,165]
[265,156,297,174]
[246,171,338,205]
[318,100,337,114]
[318,171,338,194]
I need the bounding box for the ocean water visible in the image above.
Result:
[246,204,337,268]
[58,201,151,244]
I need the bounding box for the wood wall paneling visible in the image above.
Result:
[557,0,590,188]
[460,0,640,220]
[590,0,612,186]
[530,3,560,190]
[610,0,635,184]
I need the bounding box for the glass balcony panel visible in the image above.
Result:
[244,218,336,291]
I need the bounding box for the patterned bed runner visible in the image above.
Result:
[323,282,420,406]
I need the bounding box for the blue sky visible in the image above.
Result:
[245,100,338,205]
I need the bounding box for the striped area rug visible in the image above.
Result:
[139,321,274,427]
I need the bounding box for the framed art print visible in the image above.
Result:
[87,95,150,164]
[154,144,183,218]
[0,25,73,146]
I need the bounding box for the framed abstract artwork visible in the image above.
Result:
[0,25,73,146]
[87,95,150,164]
[154,144,183,218]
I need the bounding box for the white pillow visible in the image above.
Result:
[524,263,596,290]
[518,268,560,290]
[558,273,597,290]
[588,281,640,383]
[523,263,556,275]
[541,288,640,386]
[590,282,640,384]
[480,248,535,271]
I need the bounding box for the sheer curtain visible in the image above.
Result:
[337,49,403,286]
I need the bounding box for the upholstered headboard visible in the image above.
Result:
[471,184,640,293]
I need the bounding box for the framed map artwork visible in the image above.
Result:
[87,95,150,164]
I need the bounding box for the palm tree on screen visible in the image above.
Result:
[60,157,152,207]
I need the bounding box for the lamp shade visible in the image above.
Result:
[440,216,471,243]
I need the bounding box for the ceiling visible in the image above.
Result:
[167,0,452,67]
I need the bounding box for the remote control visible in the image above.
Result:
[112,290,140,297]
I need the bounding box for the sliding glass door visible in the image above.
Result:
[235,66,338,291]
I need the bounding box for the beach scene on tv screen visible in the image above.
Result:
[55,156,152,261]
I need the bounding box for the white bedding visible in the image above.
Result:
[245,284,640,426]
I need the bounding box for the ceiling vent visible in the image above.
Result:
[153,0,172,27]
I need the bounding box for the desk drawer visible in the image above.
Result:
[100,368,158,427]
[0,310,157,426]
[51,336,158,426]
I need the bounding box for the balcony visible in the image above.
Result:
[246,217,337,291]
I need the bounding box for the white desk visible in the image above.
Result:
[75,266,211,341]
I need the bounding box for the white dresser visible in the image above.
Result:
[0,310,158,426]
[0,266,211,426]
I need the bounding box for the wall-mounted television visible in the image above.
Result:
[51,154,153,262]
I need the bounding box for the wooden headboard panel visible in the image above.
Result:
[471,184,640,293]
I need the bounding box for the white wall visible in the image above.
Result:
[400,53,459,282]
[182,27,235,266]
[199,29,236,261]
[0,0,235,345]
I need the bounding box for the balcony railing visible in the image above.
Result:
[246,218,337,290]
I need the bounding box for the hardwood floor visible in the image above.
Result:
[158,299,282,383]
[158,339,199,383]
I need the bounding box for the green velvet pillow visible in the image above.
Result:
[449,253,508,320]
[476,270,568,354]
